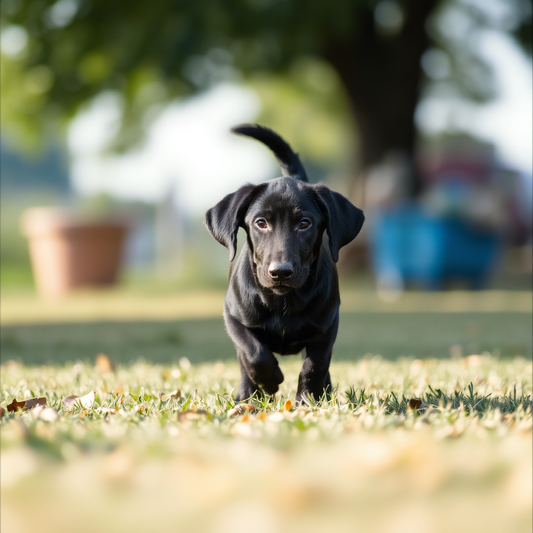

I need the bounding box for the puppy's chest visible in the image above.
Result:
[252,306,327,355]
[261,310,312,335]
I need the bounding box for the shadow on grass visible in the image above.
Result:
[1,312,531,366]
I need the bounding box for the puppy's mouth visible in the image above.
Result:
[254,263,308,293]
[261,274,308,294]
[270,283,294,295]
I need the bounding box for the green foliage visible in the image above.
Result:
[249,58,355,174]
[2,0,531,151]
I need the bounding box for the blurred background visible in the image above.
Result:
[2,6,531,531]
[1,0,532,365]
[1,0,532,295]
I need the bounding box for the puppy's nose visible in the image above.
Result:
[268,262,294,281]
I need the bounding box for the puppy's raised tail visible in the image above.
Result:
[231,124,308,182]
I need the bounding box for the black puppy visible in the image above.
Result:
[205,125,364,403]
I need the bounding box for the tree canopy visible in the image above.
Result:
[1,0,531,190]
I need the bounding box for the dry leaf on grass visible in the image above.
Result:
[25,397,47,409]
[7,397,46,412]
[408,399,425,411]
[160,390,181,401]
[0,407,5,417]
[177,409,208,422]
[62,391,96,409]
[284,399,292,411]
[227,404,255,418]
[7,399,25,412]
[95,353,115,373]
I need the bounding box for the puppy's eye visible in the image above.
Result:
[255,218,268,229]
[297,218,311,230]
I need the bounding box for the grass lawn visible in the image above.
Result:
[1,288,532,533]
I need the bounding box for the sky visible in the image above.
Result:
[416,30,532,173]
[68,84,276,215]
[68,31,532,215]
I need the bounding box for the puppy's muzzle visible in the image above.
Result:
[268,261,294,282]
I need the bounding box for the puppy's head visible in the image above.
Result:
[205,177,364,294]
[243,178,323,293]
[205,125,364,293]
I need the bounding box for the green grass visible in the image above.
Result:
[1,356,532,533]
[1,289,532,533]
[1,311,531,366]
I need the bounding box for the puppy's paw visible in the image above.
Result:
[234,391,247,402]
[258,364,283,394]
[295,391,306,405]
[260,381,280,396]
[235,380,258,402]
[250,355,282,381]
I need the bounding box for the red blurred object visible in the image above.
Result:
[418,138,495,184]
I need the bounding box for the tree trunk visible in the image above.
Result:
[325,0,439,200]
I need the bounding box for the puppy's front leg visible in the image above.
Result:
[235,350,259,401]
[224,312,284,399]
[296,317,338,403]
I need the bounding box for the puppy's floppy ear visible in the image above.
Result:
[205,183,265,261]
[313,185,365,263]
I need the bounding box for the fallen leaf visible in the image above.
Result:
[62,395,79,409]
[25,397,47,410]
[0,407,5,417]
[284,399,292,411]
[95,353,114,373]
[63,391,96,409]
[7,399,25,412]
[408,399,425,410]
[227,404,255,418]
[7,397,46,412]
[178,409,207,422]
[161,390,181,401]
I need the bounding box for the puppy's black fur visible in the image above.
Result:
[206,125,364,402]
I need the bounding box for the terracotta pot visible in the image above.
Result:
[21,208,128,297]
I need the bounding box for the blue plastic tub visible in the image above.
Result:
[370,205,501,290]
